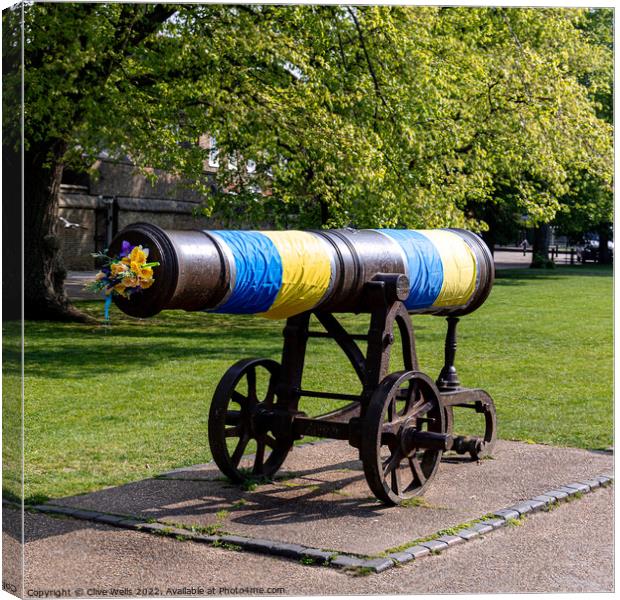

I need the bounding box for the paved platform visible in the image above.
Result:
[6,483,613,594]
[47,439,612,557]
[2,438,614,595]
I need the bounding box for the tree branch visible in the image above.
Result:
[346,6,393,118]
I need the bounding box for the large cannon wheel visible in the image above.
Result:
[208,358,291,482]
[361,371,447,505]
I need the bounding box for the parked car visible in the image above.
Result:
[577,236,614,263]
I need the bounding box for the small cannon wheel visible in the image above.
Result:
[466,392,497,460]
[208,358,291,483]
[475,395,497,459]
[361,371,446,505]
[444,390,497,461]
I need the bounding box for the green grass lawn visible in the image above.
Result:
[4,265,613,502]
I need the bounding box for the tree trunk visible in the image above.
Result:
[481,228,496,256]
[531,224,553,268]
[3,141,22,321]
[24,142,94,322]
[597,223,612,265]
[319,198,329,227]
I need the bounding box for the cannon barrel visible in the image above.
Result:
[110,223,494,319]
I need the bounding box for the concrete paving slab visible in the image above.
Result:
[456,528,480,540]
[481,516,506,529]
[48,439,612,556]
[403,545,430,559]
[8,485,613,594]
[2,507,23,597]
[388,551,414,564]
[470,522,494,534]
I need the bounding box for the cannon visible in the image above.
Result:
[109,223,497,504]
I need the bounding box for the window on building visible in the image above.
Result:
[208,136,219,168]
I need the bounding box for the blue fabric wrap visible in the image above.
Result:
[380,230,444,310]
[104,294,113,321]
[210,231,283,314]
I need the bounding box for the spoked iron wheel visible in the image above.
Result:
[361,371,447,505]
[208,358,291,483]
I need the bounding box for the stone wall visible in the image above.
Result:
[88,157,211,201]
[58,199,98,270]
[58,158,217,270]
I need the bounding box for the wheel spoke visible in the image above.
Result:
[264,378,277,406]
[408,454,426,485]
[231,391,247,406]
[224,425,242,438]
[231,434,250,465]
[403,381,420,413]
[382,447,402,477]
[387,396,396,422]
[253,439,266,475]
[390,466,401,495]
[246,367,257,402]
[410,401,432,419]
[381,420,401,438]
[225,410,241,425]
[265,433,278,449]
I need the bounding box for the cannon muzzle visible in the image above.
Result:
[109,224,493,319]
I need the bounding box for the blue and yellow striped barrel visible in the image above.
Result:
[110,224,494,319]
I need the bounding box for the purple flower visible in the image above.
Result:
[119,240,134,258]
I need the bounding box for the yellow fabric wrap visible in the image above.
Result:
[419,230,477,307]
[260,231,332,319]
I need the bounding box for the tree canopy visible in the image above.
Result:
[2,3,613,319]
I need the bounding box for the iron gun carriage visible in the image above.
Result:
[110,223,497,505]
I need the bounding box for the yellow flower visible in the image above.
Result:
[129,246,147,265]
[95,271,106,281]
[113,283,127,295]
[140,266,153,280]
[111,262,128,277]
[140,278,155,289]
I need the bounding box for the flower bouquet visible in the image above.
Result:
[86,240,160,319]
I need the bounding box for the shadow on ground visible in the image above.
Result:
[36,439,613,555]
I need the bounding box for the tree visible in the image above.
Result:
[451,7,612,265]
[450,8,612,263]
[4,4,612,320]
[5,3,179,320]
[551,8,613,264]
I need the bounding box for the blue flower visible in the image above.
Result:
[119,240,134,258]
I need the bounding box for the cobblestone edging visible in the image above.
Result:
[4,472,613,575]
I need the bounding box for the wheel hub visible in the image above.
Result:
[400,426,453,455]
